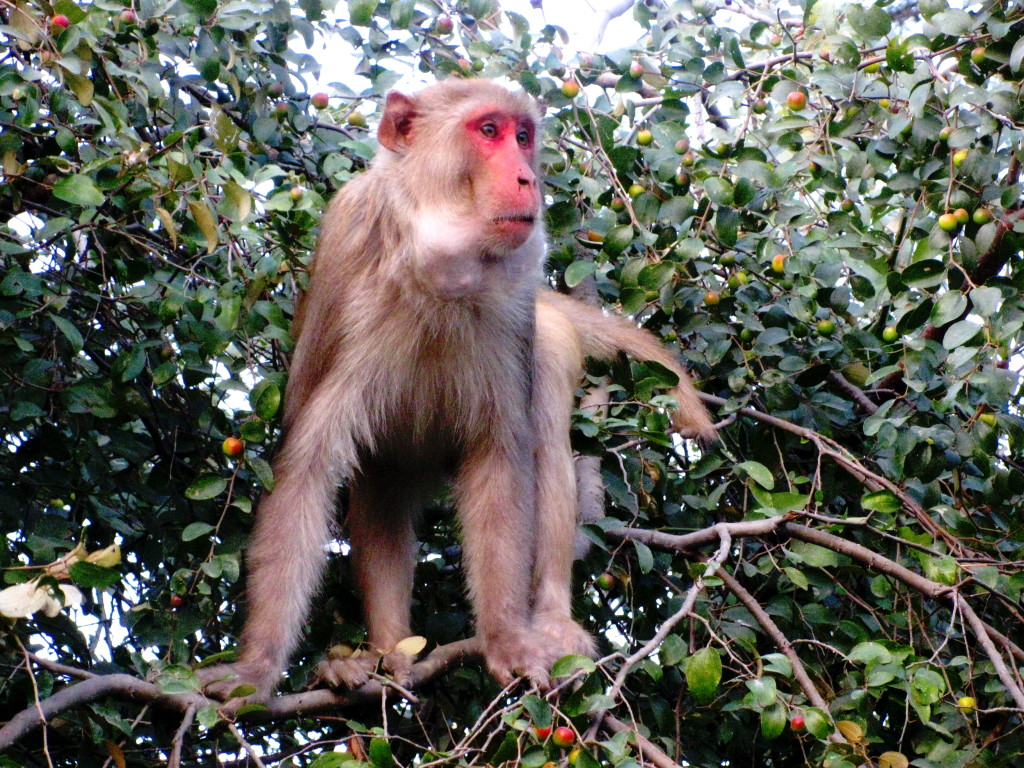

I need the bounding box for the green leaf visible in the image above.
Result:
[848,641,892,665]
[182,522,215,542]
[686,646,722,704]
[50,314,83,353]
[861,490,901,514]
[53,174,105,207]
[369,737,392,768]
[746,676,777,707]
[251,380,282,421]
[789,541,840,569]
[186,474,227,501]
[703,177,734,206]
[804,707,832,739]
[942,320,982,349]
[761,702,787,740]
[784,566,809,590]
[68,561,121,589]
[247,456,275,492]
[847,4,891,40]
[564,260,596,288]
[632,539,654,573]
[550,654,597,679]
[930,291,967,327]
[736,460,774,490]
[348,0,377,25]
[521,694,550,727]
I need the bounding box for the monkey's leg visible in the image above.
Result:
[456,437,562,687]
[317,472,437,689]
[531,305,597,659]
[199,387,357,701]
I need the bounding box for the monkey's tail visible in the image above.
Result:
[539,291,717,440]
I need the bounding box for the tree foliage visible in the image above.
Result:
[1,0,1023,765]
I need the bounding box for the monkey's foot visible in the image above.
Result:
[197,660,278,706]
[315,649,414,690]
[532,614,598,660]
[483,628,564,689]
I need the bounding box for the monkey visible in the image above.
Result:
[199,79,715,700]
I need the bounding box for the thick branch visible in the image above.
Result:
[0,638,481,751]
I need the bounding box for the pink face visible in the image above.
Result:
[463,108,541,249]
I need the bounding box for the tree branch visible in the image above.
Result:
[0,639,482,751]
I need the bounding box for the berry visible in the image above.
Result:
[882,326,898,343]
[637,129,653,146]
[791,715,805,731]
[972,208,993,225]
[222,437,244,457]
[786,91,807,110]
[435,14,454,34]
[561,80,580,99]
[311,92,329,110]
[51,14,70,29]
[938,213,959,232]
[552,727,575,748]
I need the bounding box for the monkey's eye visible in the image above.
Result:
[516,129,531,147]
[480,122,499,139]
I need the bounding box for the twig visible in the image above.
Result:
[227,722,267,768]
[168,701,199,768]
[715,569,829,712]
[955,593,1024,710]
[603,713,680,768]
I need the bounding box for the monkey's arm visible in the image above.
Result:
[537,291,717,440]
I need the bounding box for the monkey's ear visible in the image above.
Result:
[378,91,417,152]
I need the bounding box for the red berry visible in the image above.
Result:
[786,91,807,110]
[435,14,454,34]
[534,726,551,739]
[311,92,329,110]
[790,715,805,731]
[170,594,185,608]
[222,436,244,457]
[120,9,137,23]
[51,14,70,29]
[552,726,575,748]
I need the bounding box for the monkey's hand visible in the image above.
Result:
[196,660,278,711]
[315,648,414,690]
[531,614,598,661]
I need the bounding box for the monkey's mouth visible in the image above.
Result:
[494,214,536,226]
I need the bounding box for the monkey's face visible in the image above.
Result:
[460,108,542,251]
[405,106,544,299]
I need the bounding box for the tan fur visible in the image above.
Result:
[199,81,714,701]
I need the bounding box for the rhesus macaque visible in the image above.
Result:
[200,79,715,700]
